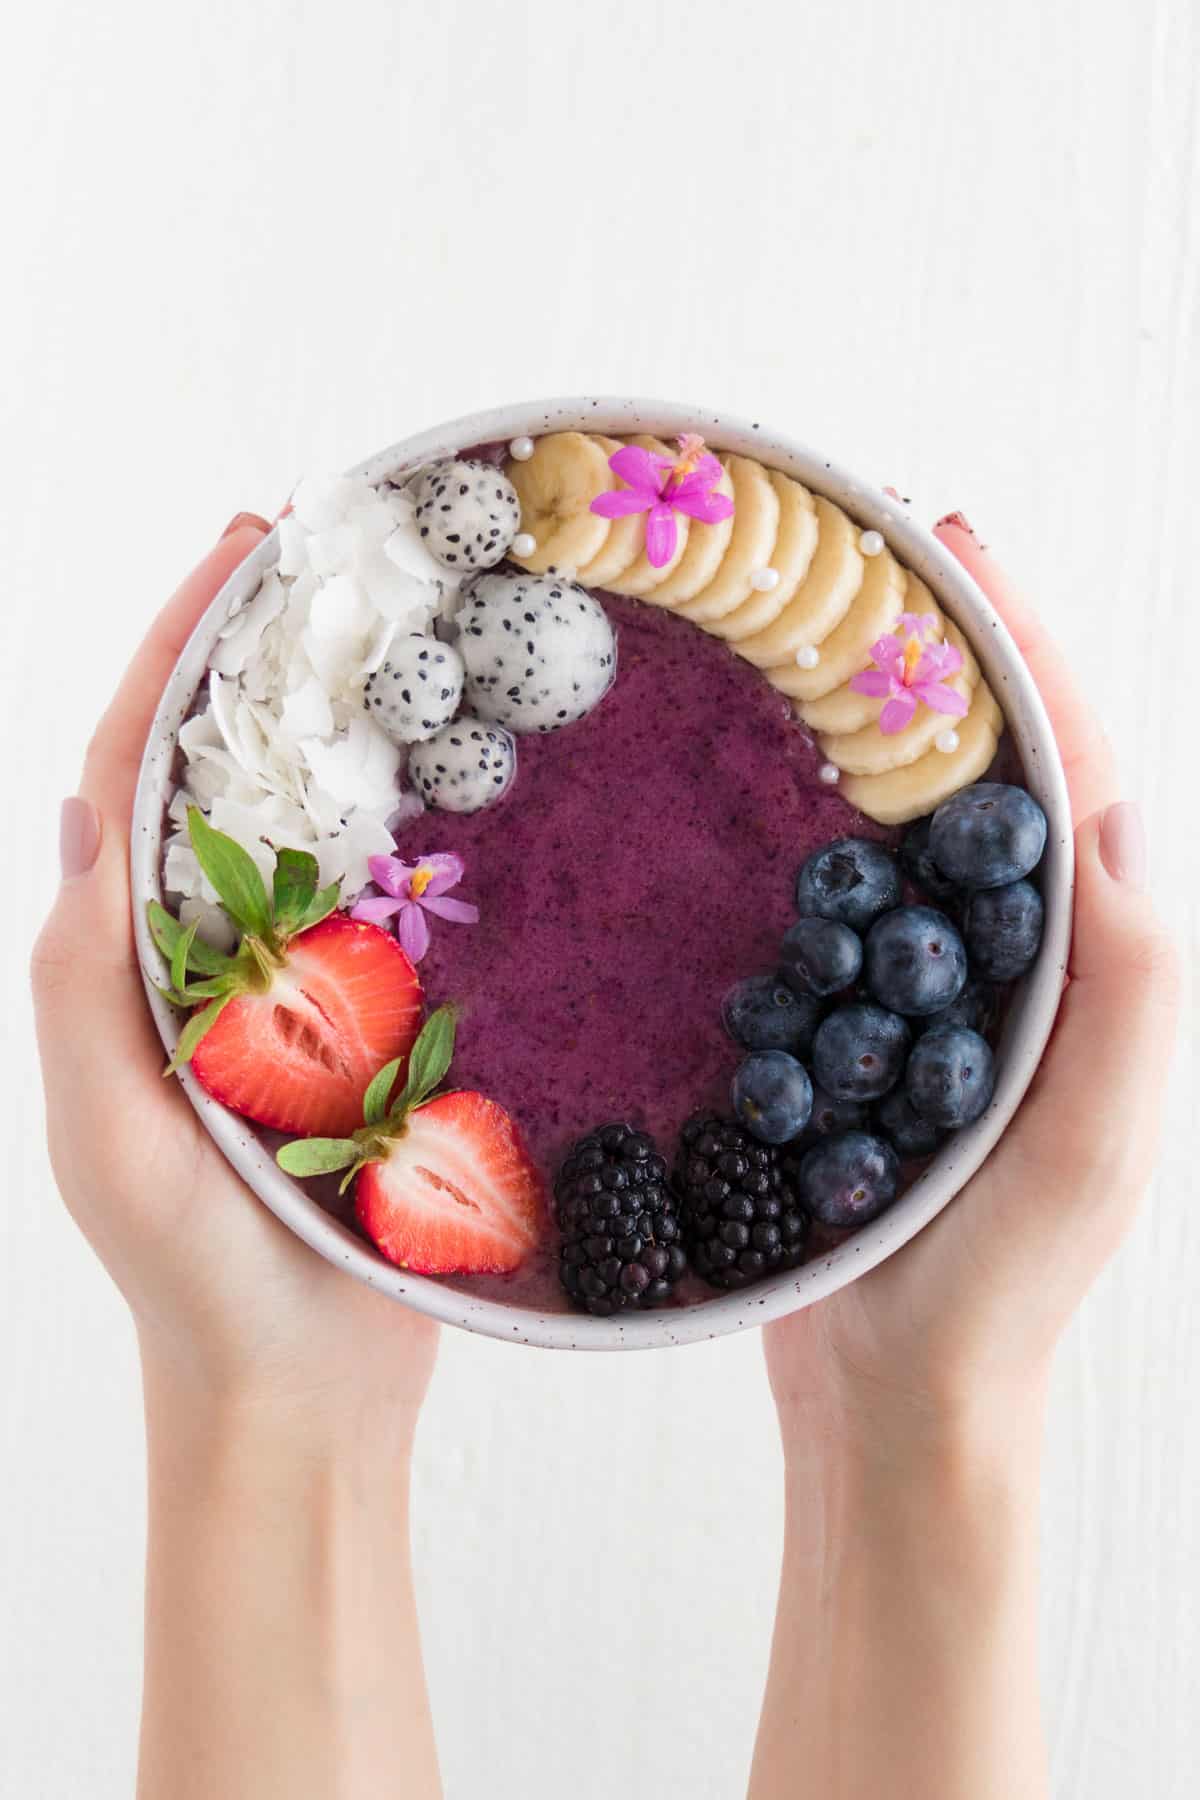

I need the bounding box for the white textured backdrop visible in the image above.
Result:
[3,2,1197,1795]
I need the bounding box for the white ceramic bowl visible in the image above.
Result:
[132,397,1073,1351]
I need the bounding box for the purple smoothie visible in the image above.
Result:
[389,592,897,1307]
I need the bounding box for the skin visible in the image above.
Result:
[32,512,1177,1799]
[33,518,443,1800]
[750,517,1179,1799]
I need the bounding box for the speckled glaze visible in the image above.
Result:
[131,398,1074,1352]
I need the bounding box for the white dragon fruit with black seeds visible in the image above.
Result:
[362,634,465,744]
[408,459,521,571]
[408,714,517,814]
[453,570,616,734]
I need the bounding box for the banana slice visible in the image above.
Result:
[769,547,907,701]
[575,435,648,589]
[642,456,737,606]
[505,432,614,575]
[838,682,1003,826]
[734,497,864,668]
[603,436,694,595]
[703,474,819,640]
[817,623,980,775]
[796,577,943,734]
[672,457,781,621]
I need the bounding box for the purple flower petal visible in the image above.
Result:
[848,669,894,698]
[911,682,970,717]
[879,693,918,734]
[415,852,466,898]
[350,894,406,925]
[591,488,654,519]
[395,901,431,963]
[367,853,414,899]
[644,503,679,568]
[674,489,736,524]
[607,445,671,493]
[420,895,480,924]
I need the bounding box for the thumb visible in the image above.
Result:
[971,801,1178,1268]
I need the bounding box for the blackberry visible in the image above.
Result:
[555,1123,686,1316]
[675,1115,808,1291]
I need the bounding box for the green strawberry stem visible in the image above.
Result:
[148,807,345,1074]
[276,1006,458,1191]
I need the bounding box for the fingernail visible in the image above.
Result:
[60,797,101,880]
[220,511,270,540]
[935,510,975,535]
[1099,801,1146,891]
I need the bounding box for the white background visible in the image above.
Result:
[3,2,1197,1795]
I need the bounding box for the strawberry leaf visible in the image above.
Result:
[188,807,272,941]
[292,881,342,937]
[272,848,320,935]
[165,992,235,1073]
[277,1138,362,1178]
[389,1005,456,1120]
[170,920,200,997]
[363,1057,405,1126]
[147,900,235,978]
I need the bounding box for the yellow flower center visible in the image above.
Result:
[666,432,706,491]
[900,633,924,685]
[410,864,435,898]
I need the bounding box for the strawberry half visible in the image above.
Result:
[148,808,423,1136]
[191,915,422,1136]
[355,1092,543,1274]
[276,1007,545,1276]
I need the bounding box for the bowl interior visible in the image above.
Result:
[132,397,1073,1350]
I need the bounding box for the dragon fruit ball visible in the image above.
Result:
[408,714,517,814]
[363,633,464,744]
[408,459,521,571]
[454,570,617,734]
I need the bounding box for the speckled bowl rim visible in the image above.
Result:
[131,396,1073,1352]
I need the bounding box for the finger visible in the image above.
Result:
[963,802,1177,1272]
[933,515,1119,825]
[80,519,269,824]
[34,520,269,1078]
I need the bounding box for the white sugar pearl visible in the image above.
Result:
[935,729,960,754]
[795,645,821,670]
[509,436,535,461]
[818,761,841,785]
[859,529,885,557]
[750,566,779,592]
[512,532,537,558]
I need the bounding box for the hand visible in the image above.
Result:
[765,517,1179,1449]
[32,517,438,1436]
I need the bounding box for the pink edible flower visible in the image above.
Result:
[350,852,479,963]
[848,612,970,736]
[589,432,734,568]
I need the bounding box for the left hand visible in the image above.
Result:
[32,517,439,1438]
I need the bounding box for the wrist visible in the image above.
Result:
[140,1341,422,1481]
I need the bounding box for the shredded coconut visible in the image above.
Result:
[165,472,457,921]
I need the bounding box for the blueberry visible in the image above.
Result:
[805,1083,868,1140]
[875,1088,944,1158]
[731,1051,814,1146]
[928,783,1047,889]
[916,977,1001,1038]
[723,975,822,1054]
[812,1001,910,1101]
[795,837,901,931]
[900,817,961,906]
[797,1130,900,1227]
[906,1025,995,1127]
[863,905,968,1016]
[780,916,863,999]
[964,879,1045,981]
